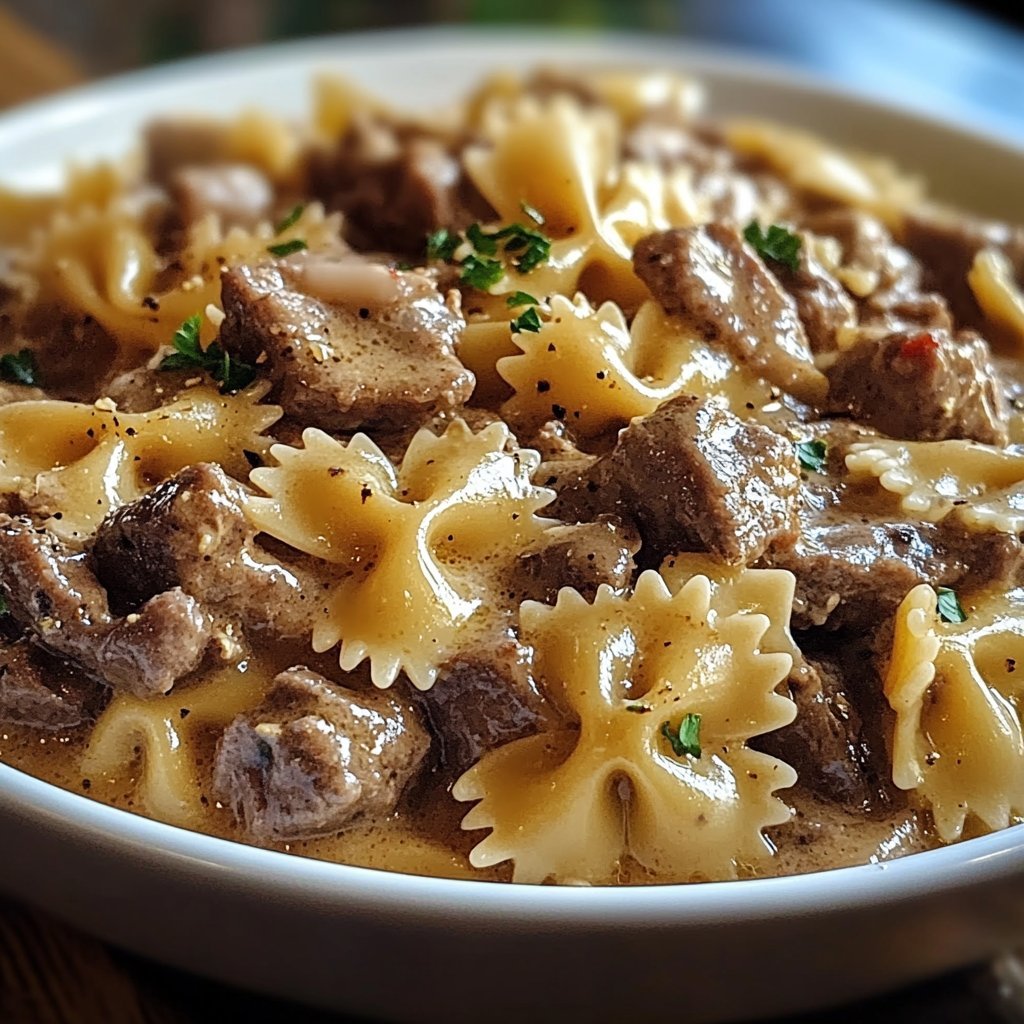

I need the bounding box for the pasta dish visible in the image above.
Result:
[1,68,1023,885]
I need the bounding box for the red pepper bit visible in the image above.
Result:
[899,332,940,361]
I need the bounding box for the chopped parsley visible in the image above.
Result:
[460,253,505,292]
[495,222,552,273]
[511,306,542,334]
[507,291,539,308]
[744,221,802,271]
[159,314,257,394]
[662,713,702,759]
[267,238,308,258]
[274,203,305,234]
[795,438,827,474]
[937,586,967,624]
[0,348,38,386]
[466,222,499,256]
[426,228,460,262]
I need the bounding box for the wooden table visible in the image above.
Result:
[0,9,1021,1023]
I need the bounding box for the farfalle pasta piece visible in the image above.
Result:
[0,383,280,540]
[497,296,784,439]
[885,584,1024,841]
[846,438,1024,529]
[463,94,705,309]
[82,660,268,827]
[969,247,1024,350]
[454,569,797,884]
[246,419,556,690]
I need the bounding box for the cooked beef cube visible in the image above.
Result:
[902,206,1024,327]
[826,328,1008,445]
[103,365,193,413]
[0,515,209,697]
[92,463,324,640]
[219,258,473,432]
[212,666,430,841]
[756,654,880,812]
[515,516,640,603]
[0,637,106,730]
[168,163,274,229]
[0,381,44,405]
[308,114,490,254]
[633,225,827,405]
[764,518,957,631]
[775,249,856,354]
[416,638,557,775]
[556,396,800,566]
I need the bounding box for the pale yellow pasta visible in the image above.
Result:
[885,584,1024,841]
[969,247,1024,350]
[246,419,556,690]
[0,383,280,540]
[497,296,779,439]
[454,568,797,884]
[846,438,1024,529]
[725,118,922,224]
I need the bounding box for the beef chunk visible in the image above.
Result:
[102,365,192,413]
[212,667,429,841]
[775,248,856,354]
[902,206,1024,328]
[168,163,274,229]
[0,516,209,696]
[92,463,323,641]
[633,225,827,405]
[308,113,489,254]
[219,258,473,432]
[826,328,1008,445]
[514,517,639,603]
[0,637,106,729]
[556,396,800,566]
[757,651,895,813]
[416,638,557,775]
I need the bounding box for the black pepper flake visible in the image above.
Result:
[360,486,372,503]
[81,778,91,790]
[142,296,160,311]
[328,467,344,477]
[1008,659,1017,673]
[243,449,263,469]
[536,379,551,393]
[547,343,556,352]
[179,708,191,719]
[358,307,370,320]
[596,370,606,380]
[551,403,567,420]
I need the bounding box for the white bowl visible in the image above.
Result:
[3,28,1024,1024]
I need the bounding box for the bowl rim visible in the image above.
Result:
[2,25,1024,922]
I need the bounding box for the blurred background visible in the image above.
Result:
[1,0,1024,140]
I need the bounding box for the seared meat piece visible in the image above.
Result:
[0,637,106,729]
[775,249,856,354]
[416,638,557,775]
[168,163,274,229]
[514,517,640,603]
[219,258,473,432]
[212,667,430,841]
[556,396,801,566]
[826,328,1008,445]
[92,463,323,640]
[103,365,192,413]
[309,114,489,254]
[0,516,209,697]
[633,225,827,405]
[0,381,44,404]
[902,206,1024,327]
[756,654,880,812]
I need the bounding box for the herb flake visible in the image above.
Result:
[460,253,504,292]
[744,221,802,271]
[426,228,459,262]
[159,314,257,394]
[267,238,308,258]
[511,306,542,334]
[507,291,539,308]
[795,439,827,474]
[274,203,305,234]
[0,348,38,386]
[937,586,967,624]
[662,713,702,759]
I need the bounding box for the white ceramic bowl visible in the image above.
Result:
[3,29,1024,1024]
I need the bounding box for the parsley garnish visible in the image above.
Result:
[466,222,499,257]
[507,291,539,308]
[511,306,542,334]
[426,228,459,262]
[159,314,257,394]
[267,239,308,258]
[662,713,702,759]
[495,223,551,273]
[0,348,38,386]
[460,253,504,292]
[274,203,305,234]
[795,439,827,473]
[744,221,802,271]
[937,586,967,624]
